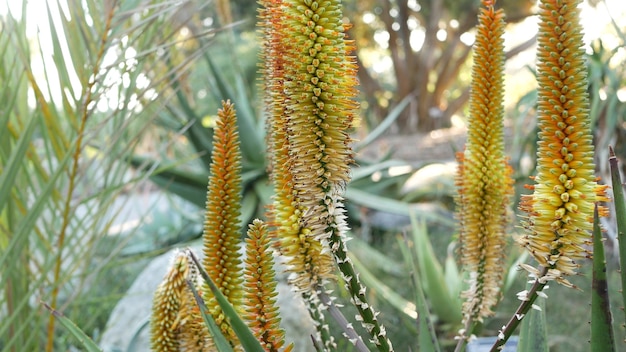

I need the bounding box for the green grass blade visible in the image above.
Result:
[609,147,626,324]
[41,302,103,352]
[590,206,616,351]
[186,279,234,352]
[187,249,265,352]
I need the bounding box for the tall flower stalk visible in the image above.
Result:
[455,0,512,342]
[260,0,392,350]
[259,1,337,348]
[202,100,244,345]
[493,0,609,349]
[517,0,609,288]
[259,0,336,293]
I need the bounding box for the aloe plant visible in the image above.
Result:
[22,0,626,351]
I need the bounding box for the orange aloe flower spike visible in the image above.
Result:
[243,219,287,351]
[277,1,393,350]
[202,100,244,343]
[457,0,513,326]
[259,1,337,348]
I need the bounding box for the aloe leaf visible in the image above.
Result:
[202,52,264,165]
[187,249,265,351]
[348,237,405,277]
[398,233,441,352]
[351,159,411,181]
[443,244,462,300]
[186,280,234,352]
[590,206,616,351]
[355,94,413,151]
[346,187,454,226]
[350,253,417,319]
[609,147,626,323]
[409,213,462,324]
[42,302,103,352]
[517,286,547,352]
[128,155,208,207]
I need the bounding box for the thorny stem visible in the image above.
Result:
[302,291,335,351]
[454,318,477,352]
[318,289,369,352]
[328,227,394,352]
[489,266,549,352]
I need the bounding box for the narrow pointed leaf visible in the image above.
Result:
[398,234,441,352]
[610,147,626,324]
[42,303,102,352]
[350,253,417,319]
[0,116,38,214]
[590,206,616,351]
[355,94,413,151]
[346,187,454,225]
[410,213,462,324]
[187,250,265,352]
[186,280,234,352]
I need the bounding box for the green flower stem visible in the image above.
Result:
[317,289,369,352]
[328,227,394,352]
[302,291,335,351]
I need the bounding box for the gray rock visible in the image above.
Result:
[100,245,316,352]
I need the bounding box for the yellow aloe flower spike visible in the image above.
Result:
[274,1,393,350]
[177,270,212,351]
[150,251,192,352]
[518,0,609,287]
[259,0,335,293]
[457,0,512,325]
[259,1,337,348]
[243,219,287,351]
[202,100,244,343]
[281,0,357,246]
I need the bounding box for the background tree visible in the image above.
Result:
[345,0,536,132]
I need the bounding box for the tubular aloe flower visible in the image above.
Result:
[202,100,244,343]
[150,251,192,352]
[518,0,609,287]
[243,219,286,352]
[456,0,512,324]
